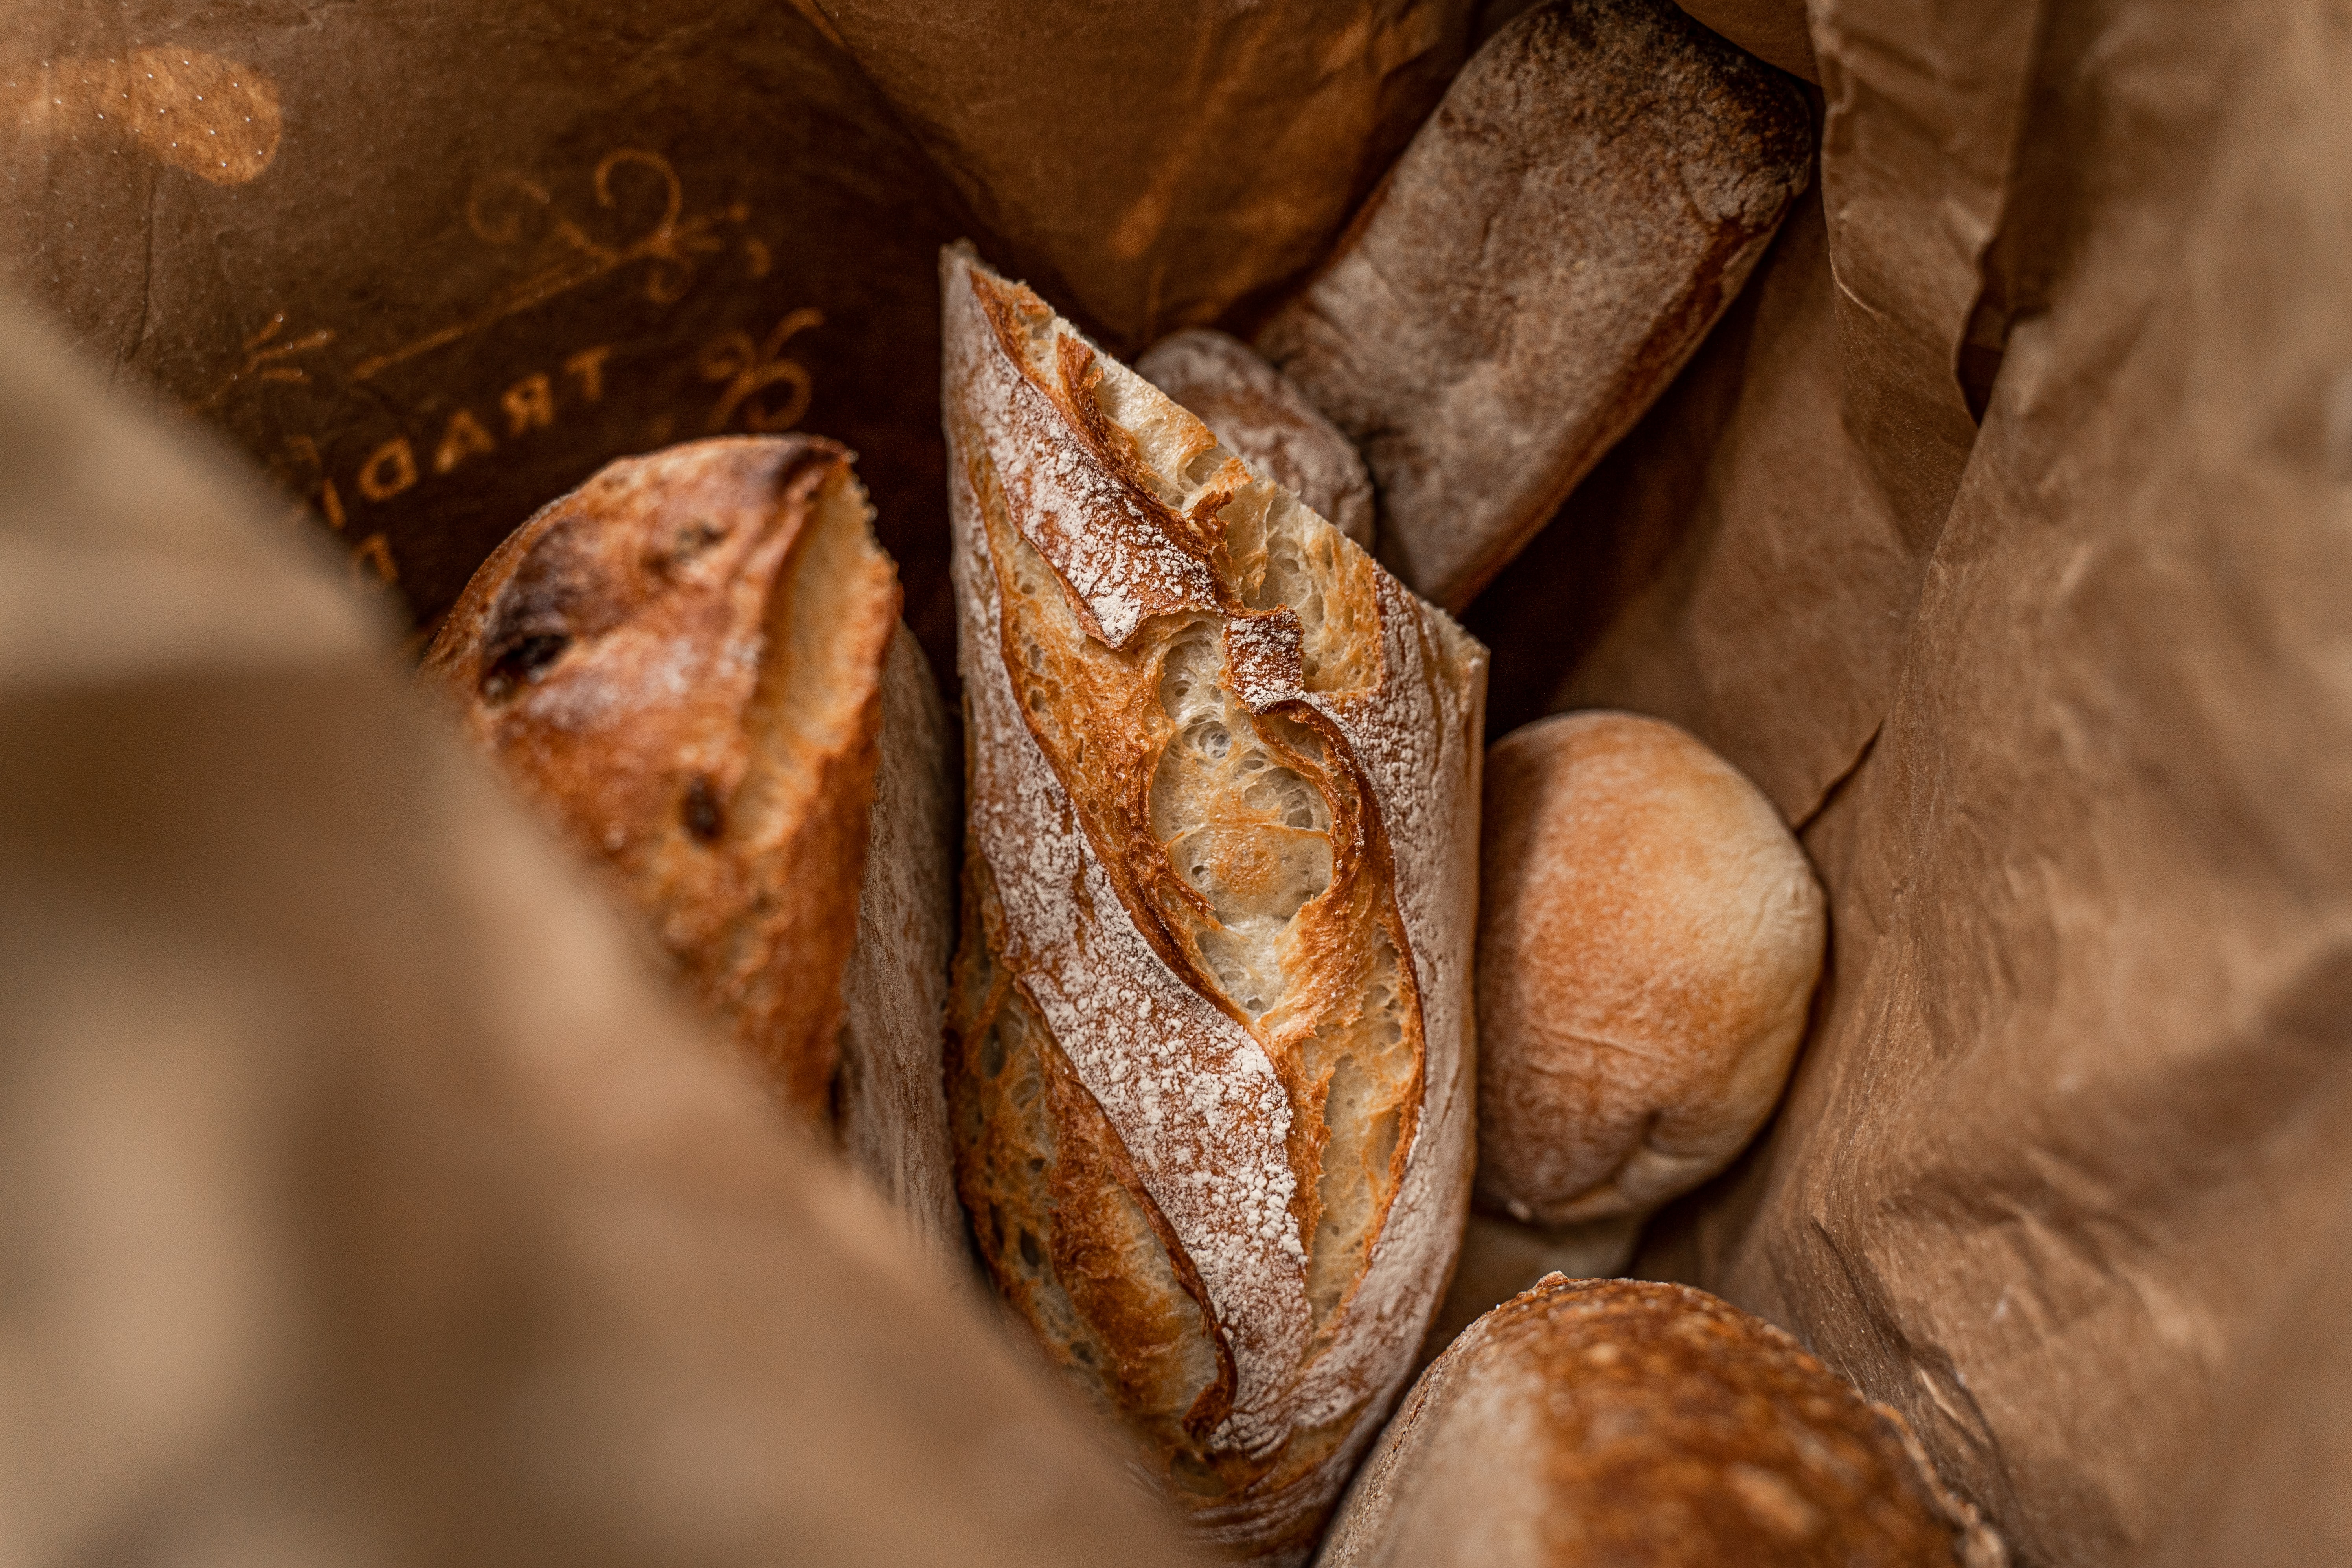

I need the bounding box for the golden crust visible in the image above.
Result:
[1319,1277,1997,1568]
[421,436,901,1118]
[942,246,1486,1563]
[1475,711,1824,1226]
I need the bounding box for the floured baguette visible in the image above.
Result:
[1136,329,1376,551]
[940,244,1486,1564]
[1321,1277,2004,1568]
[1258,0,1813,609]
[421,437,961,1259]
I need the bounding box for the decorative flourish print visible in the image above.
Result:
[186,144,820,597]
[700,308,824,434]
[196,313,335,413]
[351,149,756,381]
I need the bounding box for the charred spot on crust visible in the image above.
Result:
[478,632,571,702]
[682,775,726,842]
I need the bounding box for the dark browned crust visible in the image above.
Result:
[420,436,901,1114]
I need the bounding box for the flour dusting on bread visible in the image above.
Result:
[941,244,1485,1562]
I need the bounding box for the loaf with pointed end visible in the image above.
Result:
[1258,0,1813,609]
[1320,1277,2003,1568]
[835,622,966,1268]
[941,245,1486,1563]
[1477,712,1822,1227]
[1136,329,1376,551]
[420,436,961,1259]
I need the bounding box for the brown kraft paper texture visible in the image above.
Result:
[4,0,2350,1562]
[0,300,1209,1568]
[1491,2,2351,1564]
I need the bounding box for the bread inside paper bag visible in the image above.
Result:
[5,0,2350,1561]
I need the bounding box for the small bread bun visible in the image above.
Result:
[1320,1277,2002,1568]
[421,437,962,1264]
[1135,327,1376,550]
[1476,712,1822,1226]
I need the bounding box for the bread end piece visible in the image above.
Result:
[1260,0,1814,609]
[1136,328,1376,552]
[420,436,901,1119]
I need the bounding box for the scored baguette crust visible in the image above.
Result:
[420,436,900,1121]
[1319,1277,1999,1568]
[941,245,1486,1562]
[1135,329,1376,551]
[1258,0,1813,610]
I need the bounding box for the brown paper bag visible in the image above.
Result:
[9,0,2352,1561]
[0,299,1206,1568]
[0,1,976,662]
[1525,3,2352,1563]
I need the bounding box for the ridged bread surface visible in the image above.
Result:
[940,246,1485,1563]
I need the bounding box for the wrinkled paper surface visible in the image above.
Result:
[5,0,2349,1561]
[0,303,1206,1568]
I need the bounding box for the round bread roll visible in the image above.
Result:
[1320,1277,2002,1568]
[1477,712,1823,1226]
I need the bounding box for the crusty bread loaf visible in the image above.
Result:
[1257,0,1813,609]
[1136,329,1376,551]
[833,623,965,1269]
[1320,1276,2003,1567]
[1416,1211,1641,1364]
[1477,712,1822,1226]
[420,437,961,1260]
[940,244,1486,1564]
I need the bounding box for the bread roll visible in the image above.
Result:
[421,436,962,1259]
[1477,712,1822,1226]
[941,244,1486,1563]
[1136,329,1376,550]
[1257,0,1812,609]
[1319,1277,2003,1567]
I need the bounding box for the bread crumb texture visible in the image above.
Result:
[940,246,1485,1562]
[420,437,901,1116]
